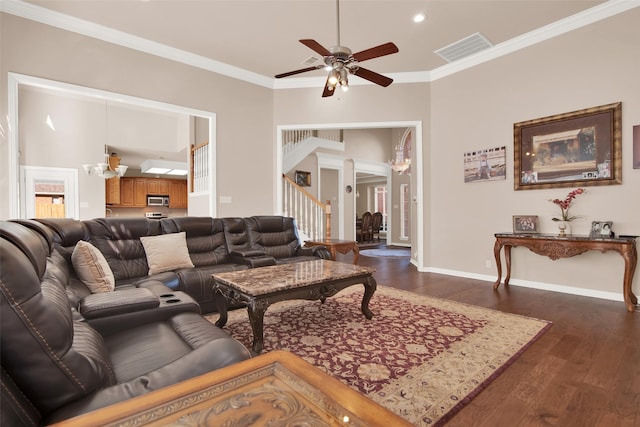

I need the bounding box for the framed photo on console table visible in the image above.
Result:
[514,103,622,190]
[513,215,539,233]
[590,221,613,238]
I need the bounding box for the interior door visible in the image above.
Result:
[21,166,79,219]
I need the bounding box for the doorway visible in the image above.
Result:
[21,166,79,219]
[277,121,423,269]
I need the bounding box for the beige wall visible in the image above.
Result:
[1,14,274,219]
[429,8,640,296]
[2,7,639,300]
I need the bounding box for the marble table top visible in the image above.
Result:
[212,260,375,296]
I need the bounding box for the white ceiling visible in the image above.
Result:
[18,0,611,83]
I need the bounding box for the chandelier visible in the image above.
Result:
[388,144,411,174]
[83,145,128,179]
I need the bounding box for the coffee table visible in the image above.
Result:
[212,259,376,354]
[50,350,412,426]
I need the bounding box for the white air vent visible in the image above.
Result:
[302,56,320,65]
[435,32,493,63]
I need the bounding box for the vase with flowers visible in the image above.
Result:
[549,188,585,236]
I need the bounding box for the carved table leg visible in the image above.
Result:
[621,244,638,312]
[247,299,269,354]
[352,243,360,265]
[329,246,337,261]
[213,287,228,328]
[493,240,503,290]
[504,245,512,286]
[361,276,377,320]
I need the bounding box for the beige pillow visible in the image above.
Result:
[71,241,115,293]
[140,232,194,275]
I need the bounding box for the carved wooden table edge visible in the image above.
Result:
[49,350,412,427]
[492,233,638,312]
[305,239,360,265]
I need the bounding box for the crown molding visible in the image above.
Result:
[430,0,640,81]
[0,0,273,88]
[2,0,638,88]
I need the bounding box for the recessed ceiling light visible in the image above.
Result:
[413,13,426,23]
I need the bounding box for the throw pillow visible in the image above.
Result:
[140,232,194,275]
[71,240,115,293]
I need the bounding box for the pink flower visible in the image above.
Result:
[549,188,585,221]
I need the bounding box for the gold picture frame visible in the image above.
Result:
[514,102,621,190]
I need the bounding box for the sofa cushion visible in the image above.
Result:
[103,312,247,382]
[244,216,300,258]
[1,234,116,416]
[84,218,162,282]
[161,217,232,266]
[140,232,194,275]
[72,241,116,293]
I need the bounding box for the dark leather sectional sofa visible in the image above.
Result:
[0,215,329,426]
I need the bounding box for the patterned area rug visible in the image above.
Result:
[206,286,551,426]
[360,248,411,258]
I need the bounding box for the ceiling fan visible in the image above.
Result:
[275,0,399,97]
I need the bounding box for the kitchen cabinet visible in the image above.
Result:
[107,177,187,208]
[147,179,170,196]
[119,178,135,206]
[105,177,121,205]
[169,180,188,209]
[133,178,148,207]
[118,177,147,207]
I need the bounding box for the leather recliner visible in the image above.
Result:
[244,215,330,263]
[0,221,251,426]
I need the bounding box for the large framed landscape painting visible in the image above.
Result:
[514,102,621,190]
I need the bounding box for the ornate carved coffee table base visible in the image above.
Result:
[213,260,377,354]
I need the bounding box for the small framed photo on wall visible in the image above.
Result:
[463,146,507,183]
[513,215,539,233]
[294,170,311,187]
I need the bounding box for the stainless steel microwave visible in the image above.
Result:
[147,195,169,207]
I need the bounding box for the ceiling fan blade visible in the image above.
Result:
[275,66,322,79]
[352,42,399,62]
[352,67,394,87]
[322,75,336,98]
[300,39,332,57]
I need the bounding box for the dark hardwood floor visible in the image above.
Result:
[335,251,639,427]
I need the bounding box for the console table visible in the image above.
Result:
[305,238,360,264]
[493,233,638,312]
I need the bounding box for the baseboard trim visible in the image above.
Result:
[421,267,624,303]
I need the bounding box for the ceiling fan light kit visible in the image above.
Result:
[275,0,398,97]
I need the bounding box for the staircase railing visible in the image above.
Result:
[282,174,331,241]
[190,141,209,193]
[282,129,343,157]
